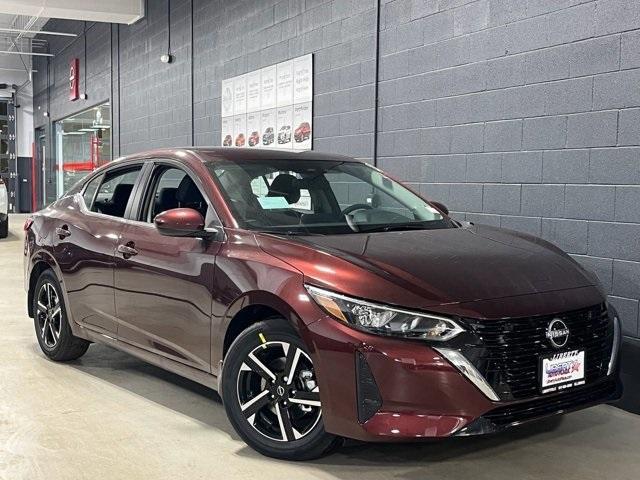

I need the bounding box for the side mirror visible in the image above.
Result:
[430,201,449,216]
[154,208,206,237]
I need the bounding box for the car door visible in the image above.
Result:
[54,163,144,336]
[114,160,223,371]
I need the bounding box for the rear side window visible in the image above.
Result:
[81,175,101,210]
[92,166,142,218]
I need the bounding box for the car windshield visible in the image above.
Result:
[207,158,455,235]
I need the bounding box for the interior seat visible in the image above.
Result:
[176,176,206,217]
[100,183,134,217]
[154,187,179,217]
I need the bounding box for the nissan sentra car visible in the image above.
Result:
[24,148,622,460]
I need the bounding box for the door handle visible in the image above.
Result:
[55,226,71,239]
[117,243,138,258]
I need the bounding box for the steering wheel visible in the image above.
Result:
[341,203,373,216]
[341,204,373,232]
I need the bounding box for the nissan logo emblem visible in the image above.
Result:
[546,319,570,348]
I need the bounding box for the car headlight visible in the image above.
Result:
[305,285,464,341]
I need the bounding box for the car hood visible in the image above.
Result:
[256,224,600,315]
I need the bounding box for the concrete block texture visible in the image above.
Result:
[34,0,640,338]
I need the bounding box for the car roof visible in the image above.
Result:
[111,147,360,165]
[195,147,359,164]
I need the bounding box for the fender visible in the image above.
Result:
[27,247,87,339]
[214,289,305,361]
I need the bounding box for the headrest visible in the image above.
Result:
[176,176,201,204]
[112,183,133,203]
[267,174,300,204]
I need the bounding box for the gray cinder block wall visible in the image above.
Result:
[32,0,640,339]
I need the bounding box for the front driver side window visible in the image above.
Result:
[92,166,142,218]
[142,166,208,222]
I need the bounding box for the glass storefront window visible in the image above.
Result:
[55,103,111,197]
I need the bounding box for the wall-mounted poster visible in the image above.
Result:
[261,109,276,148]
[276,60,294,107]
[247,71,261,113]
[233,75,247,115]
[261,65,277,110]
[233,115,246,147]
[293,102,312,150]
[221,117,233,147]
[221,79,234,118]
[221,54,312,150]
[293,55,313,104]
[246,112,261,148]
[276,106,293,149]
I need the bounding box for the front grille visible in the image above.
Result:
[462,304,613,400]
[483,379,617,427]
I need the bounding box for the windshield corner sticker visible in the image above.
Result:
[221,54,313,151]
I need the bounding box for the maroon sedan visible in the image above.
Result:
[24,148,621,460]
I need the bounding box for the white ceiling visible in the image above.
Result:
[0,0,145,25]
[0,13,47,98]
[0,0,145,100]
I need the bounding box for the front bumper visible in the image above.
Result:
[304,312,622,442]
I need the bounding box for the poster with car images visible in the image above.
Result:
[276,106,293,149]
[221,54,312,150]
[261,109,276,148]
[292,102,312,150]
[246,112,261,148]
[221,117,233,147]
[233,115,246,147]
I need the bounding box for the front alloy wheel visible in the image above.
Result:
[222,319,340,460]
[237,341,322,442]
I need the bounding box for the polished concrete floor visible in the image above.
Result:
[1,214,640,480]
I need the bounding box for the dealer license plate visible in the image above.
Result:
[540,350,585,394]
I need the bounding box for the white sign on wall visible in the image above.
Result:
[221,54,313,150]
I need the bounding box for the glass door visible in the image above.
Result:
[54,103,111,198]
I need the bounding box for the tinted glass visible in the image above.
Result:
[92,167,141,218]
[143,167,188,222]
[208,159,452,235]
[81,175,101,210]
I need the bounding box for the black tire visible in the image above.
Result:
[33,269,90,362]
[0,216,7,238]
[222,318,341,460]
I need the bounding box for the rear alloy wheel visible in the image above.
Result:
[36,281,63,348]
[222,319,340,460]
[33,270,90,361]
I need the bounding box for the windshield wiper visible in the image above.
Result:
[360,223,434,233]
[259,228,325,236]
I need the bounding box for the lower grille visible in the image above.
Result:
[484,379,617,427]
[463,304,613,400]
[355,352,382,423]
